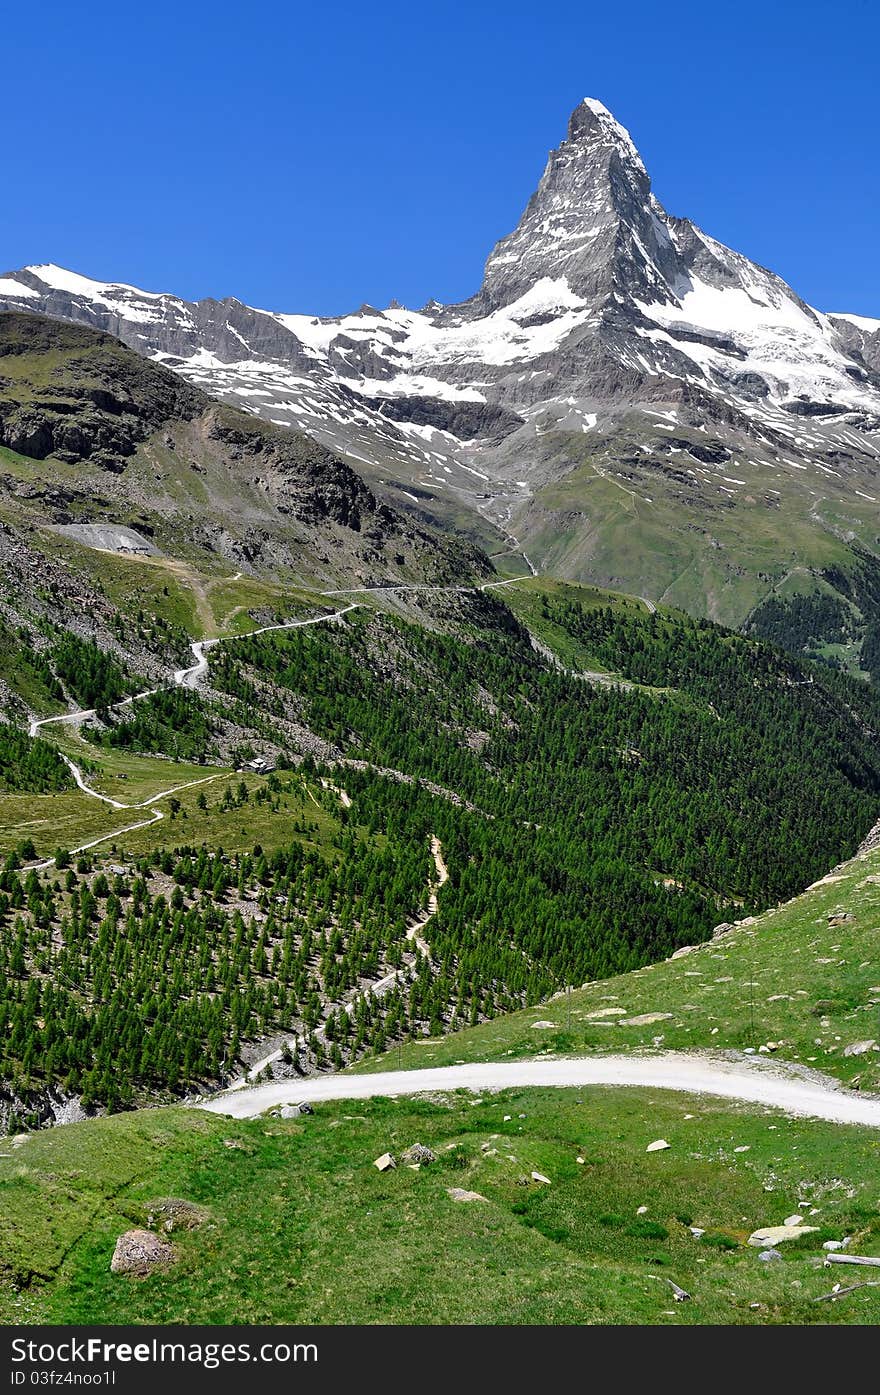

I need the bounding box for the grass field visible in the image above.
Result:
[0,751,346,862]
[4,1087,880,1325]
[52,734,217,802]
[516,438,879,629]
[206,577,322,636]
[0,789,130,860]
[116,771,346,860]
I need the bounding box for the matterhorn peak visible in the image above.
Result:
[474,96,661,312]
[566,98,647,175]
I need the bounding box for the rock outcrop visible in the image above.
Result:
[110,1229,176,1276]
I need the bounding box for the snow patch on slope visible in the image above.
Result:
[636,272,878,410]
[23,263,187,327]
[27,263,169,300]
[278,278,590,386]
[0,277,38,299]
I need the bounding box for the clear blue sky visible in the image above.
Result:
[4,0,878,317]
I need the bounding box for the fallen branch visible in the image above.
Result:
[814,1280,880,1303]
[648,1275,691,1302]
[824,1253,880,1269]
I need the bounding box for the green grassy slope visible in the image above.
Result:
[515,424,880,639]
[5,1088,880,1326]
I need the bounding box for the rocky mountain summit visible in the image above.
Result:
[3,99,880,627]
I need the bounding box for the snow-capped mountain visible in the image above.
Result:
[3,98,880,622]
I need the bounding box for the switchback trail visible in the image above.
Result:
[24,567,538,860]
[29,603,361,735]
[230,830,448,1087]
[408,835,448,957]
[26,604,360,863]
[32,770,228,870]
[201,1053,880,1128]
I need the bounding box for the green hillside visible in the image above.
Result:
[6,818,880,1327]
[515,422,880,665]
[4,1084,880,1326]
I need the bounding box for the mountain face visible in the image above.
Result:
[0,311,486,678]
[3,99,880,637]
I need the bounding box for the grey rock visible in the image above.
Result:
[619,1012,673,1026]
[49,1097,89,1126]
[144,1199,208,1233]
[711,922,737,940]
[110,1229,175,1276]
[748,1224,819,1246]
[401,1143,436,1165]
[278,1101,314,1117]
[758,1249,782,1263]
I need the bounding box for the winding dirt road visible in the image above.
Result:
[24,570,538,867]
[201,1052,880,1128]
[27,573,541,840]
[25,604,361,863]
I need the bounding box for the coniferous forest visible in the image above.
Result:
[5,586,880,1114]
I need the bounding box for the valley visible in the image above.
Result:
[7,787,880,1327]
[5,545,880,1119]
[1,88,880,1333]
